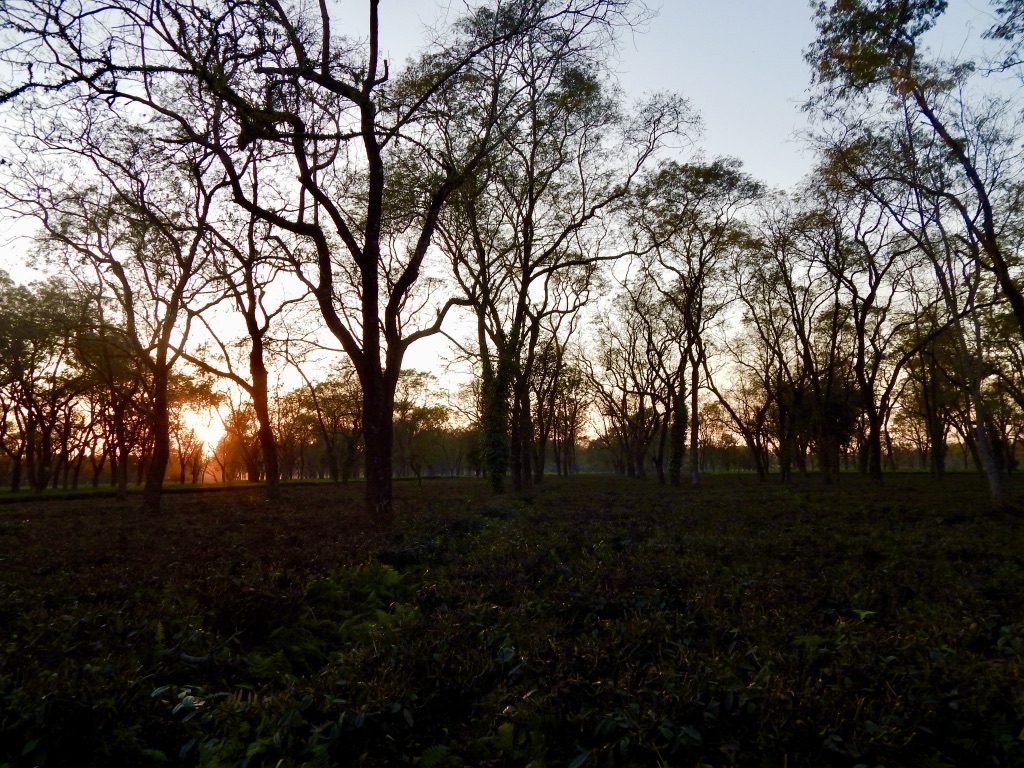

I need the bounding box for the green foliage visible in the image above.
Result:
[2,477,1024,766]
[809,0,949,94]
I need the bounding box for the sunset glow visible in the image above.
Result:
[180,407,225,452]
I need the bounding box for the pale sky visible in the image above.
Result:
[345,0,821,190]
[624,0,998,188]
[0,0,1006,381]
[3,0,998,269]
[617,1,818,189]
[332,0,1000,191]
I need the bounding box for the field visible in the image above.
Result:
[2,474,1024,767]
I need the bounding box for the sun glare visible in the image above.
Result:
[180,407,226,451]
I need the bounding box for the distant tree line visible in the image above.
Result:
[0,278,591,491]
[2,0,1024,514]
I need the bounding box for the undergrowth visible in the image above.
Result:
[1,474,1023,767]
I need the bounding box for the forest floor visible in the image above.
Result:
[2,473,1024,767]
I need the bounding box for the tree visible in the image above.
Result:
[808,0,1024,344]
[0,0,657,523]
[215,399,262,483]
[632,158,763,486]
[812,83,1013,505]
[168,371,220,485]
[528,322,579,483]
[0,112,219,511]
[0,274,92,492]
[182,206,306,501]
[586,286,678,479]
[436,26,692,492]
[729,197,864,483]
[296,364,364,485]
[549,353,589,477]
[393,370,449,483]
[72,291,150,495]
[796,175,934,480]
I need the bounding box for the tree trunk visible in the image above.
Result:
[249,346,280,501]
[115,444,130,497]
[90,450,106,488]
[744,434,768,481]
[9,450,22,492]
[71,452,85,489]
[509,382,532,492]
[865,408,884,481]
[532,434,548,485]
[965,382,1008,510]
[668,391,686,488]
[653,412,668,485]
[362,376,395,527]
[112,406,129,498]
[481,366,511,493]
[689,364,701,488]
[142,368,170,513]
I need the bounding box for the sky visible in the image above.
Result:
[333,0,819,379]
[344,0,823,190]
[3,0,998,269]
[362,0,999,376]
[343,0,999,193]
[0,0,1006,380]
[615,1,820,189]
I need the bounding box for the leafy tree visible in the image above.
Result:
[0,274,93,492]
[528,322,581,483]
[0,0,657,523]
[632,158,763,486]
[168,371,220,485]
[297,364,364,485]
[393,370,449,483]
[72,291,150,495]
[437,26,692,492]
[808,0,1024,344]
[814,90,1013,504]
[0,114,218,511]
[182,207,306,501]
[586,286,679,479]
[729,198,863,483]
[798,175,933,480]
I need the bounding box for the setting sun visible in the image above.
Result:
[180,406,225,451]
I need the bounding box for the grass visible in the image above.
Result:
[1,473,1023,767]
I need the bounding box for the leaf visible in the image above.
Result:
[418,745,451,768]
[794,634,827,653]
[179,738,196,760]
[679,724,702,746]
[497,722,515,751]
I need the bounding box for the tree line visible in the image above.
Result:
[1,0,1024,515]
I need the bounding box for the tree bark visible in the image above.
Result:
[689,363,701,487]
[142,367,170,513]
[361,374,395,527]
[249,340,280,501]
[669,387,686,488]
